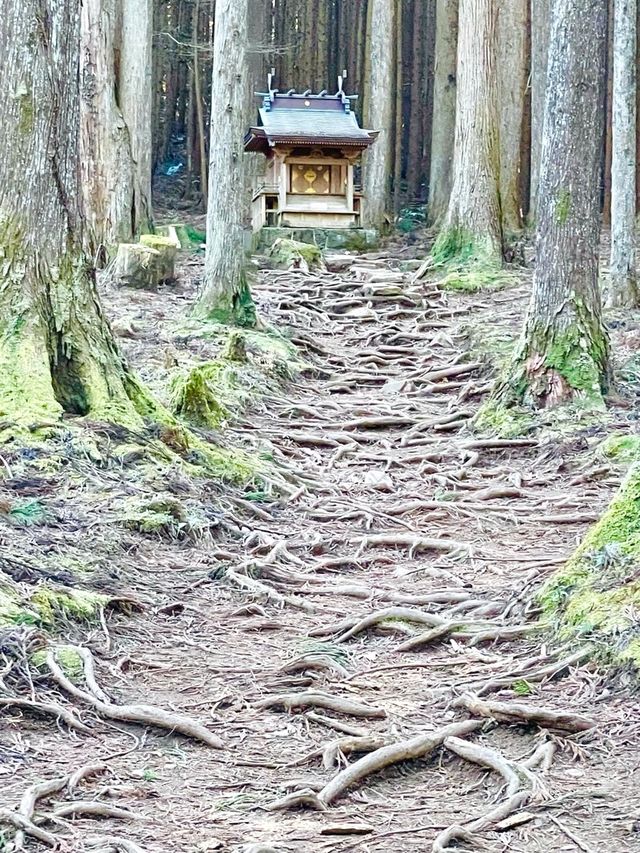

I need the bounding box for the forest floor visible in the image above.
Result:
[1,227,640,853]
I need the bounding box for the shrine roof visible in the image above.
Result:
[244,91,377,153]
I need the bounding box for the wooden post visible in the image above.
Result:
[346,163,355,211]
[277,154,287,224]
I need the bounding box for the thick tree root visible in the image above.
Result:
[353,532,469,557]
[47,648,225,748]
[254,691,386,718]
[3,764,110,850]
[455,693,596,732]
[268,719,482,810]
[433,736,539,851]
[337,607,447,643]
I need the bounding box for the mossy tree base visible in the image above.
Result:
[430,227,509,293]
[540,464,640,671]
[495,311,610,411]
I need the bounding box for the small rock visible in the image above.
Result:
[363,469,394,492]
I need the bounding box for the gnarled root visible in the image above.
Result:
[433,736,538,851]
[268,719,482,811]
[47,647,225,749]
[455,693,596,732]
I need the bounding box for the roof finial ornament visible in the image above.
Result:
[337,69,347,96]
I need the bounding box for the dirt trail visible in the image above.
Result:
[2,243,640,853]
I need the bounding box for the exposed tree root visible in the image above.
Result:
[47,648,225,748]
[353,532,469,557]
[471,648,592,696]
[331,607,446,643]
[0,696,92,734]
[268,720,482,810]
[455,693,596,732]
[254,691,386,718]
[85,835,144,853]
[3,764,111,850]
[433,736,539,851]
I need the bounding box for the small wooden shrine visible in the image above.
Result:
[244,73,377,232]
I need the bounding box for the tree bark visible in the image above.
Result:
[497,0,528,232]
[118,0,154,233]
[609,0,638,306]
[80,0,136,252]
[197,0,256,326]
[362,0,396,230]
[529,0,550,221]
[503,0,610,408]
[428,0,458,223]
[438,0,502,257]
[0,0,151,426]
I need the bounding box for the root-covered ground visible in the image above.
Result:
[1,233,640,852]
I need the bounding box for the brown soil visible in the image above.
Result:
[1,232,640,853]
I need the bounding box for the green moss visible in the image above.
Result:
[0,587,38,627]
[18,91,34,136]
[171,365,228,429]
[139,234,176,251]
[599,434,640,464]
[539,465,640,671]
[474,399,533,439]
[30,586,108,626]
[32,645,83,680]
[5,498,47,527]
[555,189,571,225]
[199,274,258,329]
[118,493,216,540]
[543,326,605,403]
[430,228,512,293]
[268,238,323,270]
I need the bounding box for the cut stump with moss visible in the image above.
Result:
[268,238,324,273]
[113,240,176,290]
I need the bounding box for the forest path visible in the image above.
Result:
[3,243,639,852]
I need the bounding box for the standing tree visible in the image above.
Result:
[196,0,256,326]
[0,0,157,427]
[434,0,502,262]
[428,0,458,223]
[497,0,528,233]
[529,0,550,222]
[362,0,396,231]
[500,0,610,407]
[608,0,638,307]
[119,0,154,233]
[80,0,136,251]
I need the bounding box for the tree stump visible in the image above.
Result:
[112,237,176,289]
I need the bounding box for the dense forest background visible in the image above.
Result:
[153,0,638,223]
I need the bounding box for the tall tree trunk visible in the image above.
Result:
[362,0,396,230]
[119,0,153,233]
[603,0,615,224]
[80,0,136,252]
[428,0,458,223]
[502,0,610,408]
[244,0,269,227]
[437,0,502,257]
[197,0,256,327]
[609,0,638,306]
[193,0,208,207]
[529,0,550,221]
[0,0,151,426]
[497,0,528,233]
